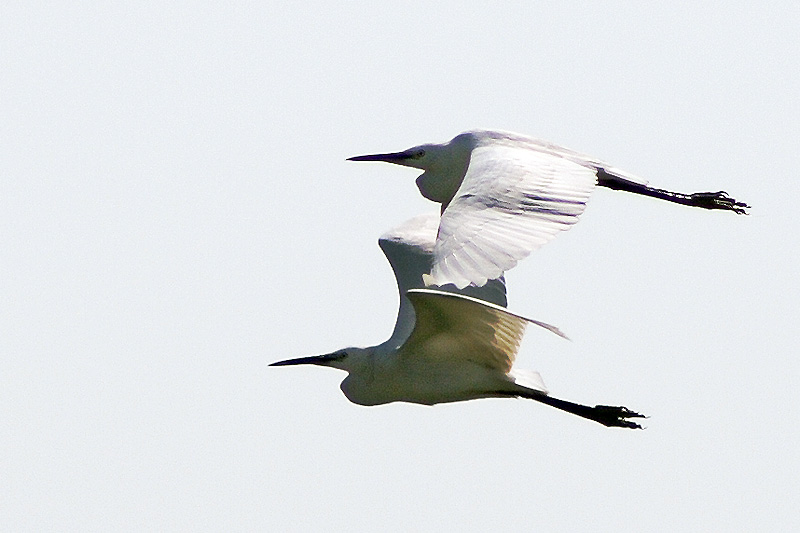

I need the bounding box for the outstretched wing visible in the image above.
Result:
[379,214,508,348]
[427,139,599,288]
[399,289,566,374]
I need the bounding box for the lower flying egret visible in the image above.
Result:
[348,129,750,288]
[271,214,646,429]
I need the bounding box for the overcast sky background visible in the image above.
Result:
[3,3,798,531]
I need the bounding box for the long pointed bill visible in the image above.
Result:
[347,151,411,163]
[269,352,344,367]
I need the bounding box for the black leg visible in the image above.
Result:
[503,389,647,429]
[596,168,750,215]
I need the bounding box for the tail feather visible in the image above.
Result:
[509,369,547,394]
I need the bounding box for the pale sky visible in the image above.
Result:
[3,3,798,531]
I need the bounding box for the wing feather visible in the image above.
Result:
[379,215,508,348]
[399,289,566,373]
[429,141,598,288]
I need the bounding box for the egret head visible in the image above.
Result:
[347,143,441,171]
[270,347,372,373]
[272,347,379,405]
[348,136,474,205]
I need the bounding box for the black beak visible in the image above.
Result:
[347,151,410,162]
[269,352,344,367]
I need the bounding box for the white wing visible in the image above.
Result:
[426,140,599,288]
[379,214,508,348]
[400,289,566,374]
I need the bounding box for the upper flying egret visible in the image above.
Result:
[271,214,645,429]
[349,129,750,288]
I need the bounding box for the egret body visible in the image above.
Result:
[349,129,750,288]
[271,214,645,429]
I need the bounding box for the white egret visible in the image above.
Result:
[349,129,750,288]
[271,214,645,429]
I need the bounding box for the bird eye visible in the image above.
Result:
[413,149,426,159]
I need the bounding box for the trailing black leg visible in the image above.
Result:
[596,169,750,215]
[504,389,647,429]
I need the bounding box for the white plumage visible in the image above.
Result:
[271,214,645,428]
[349,129,748,288]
